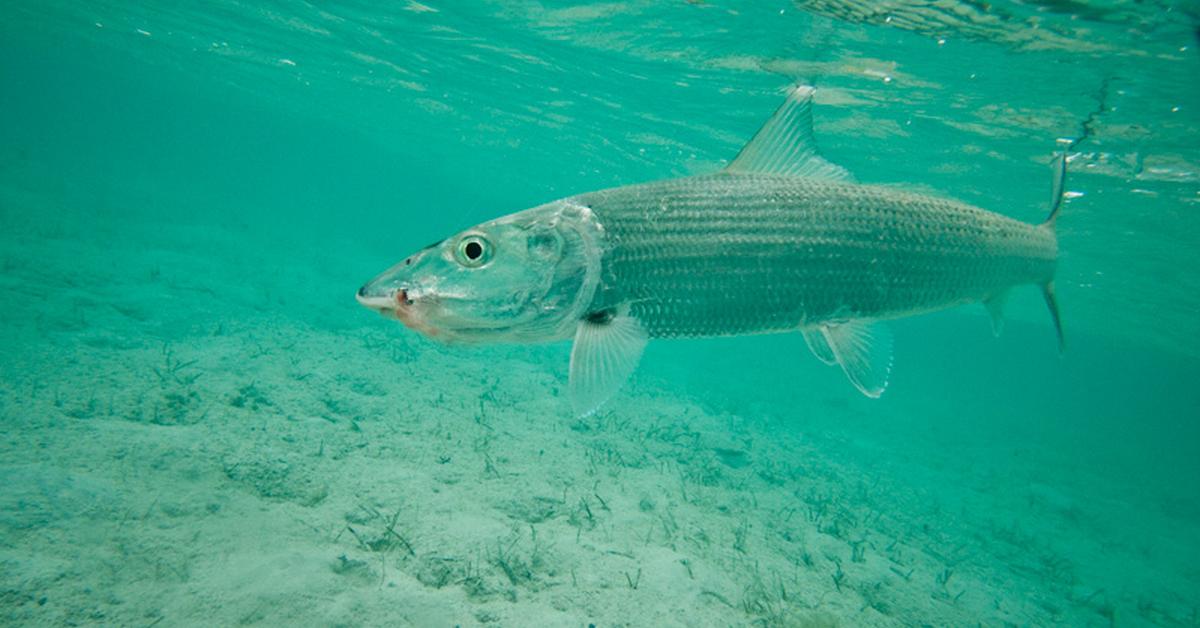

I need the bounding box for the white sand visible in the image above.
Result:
[1,194,1197,627]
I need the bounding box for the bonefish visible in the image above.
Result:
[357,85,1066,415]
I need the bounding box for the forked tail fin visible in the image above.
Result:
[1042,139,1071,352]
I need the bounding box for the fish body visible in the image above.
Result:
[577,173,1056,338]
[358,85,1066,414]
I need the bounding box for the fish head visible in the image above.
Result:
[356,201,602,343]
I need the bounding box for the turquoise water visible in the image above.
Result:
[2,1,1198,625]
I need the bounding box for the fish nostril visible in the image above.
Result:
[357,285,368,298]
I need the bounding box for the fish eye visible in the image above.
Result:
[455,234,492,267]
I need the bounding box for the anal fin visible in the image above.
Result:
[806,320,893,398]
[983,290,1009,336]
[569,309,648,417]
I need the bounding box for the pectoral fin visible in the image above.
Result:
[805,320,893,398]
[569,309,648,417]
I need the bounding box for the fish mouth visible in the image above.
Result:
[356,286,392,310]
[355,284,518,343]
[356,285,405,312]
[356,286,443,337]
[355,284,408,318]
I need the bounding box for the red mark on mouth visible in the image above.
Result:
[390,291,439,338]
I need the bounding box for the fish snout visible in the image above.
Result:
[356,283,409,312]
[356,282,427,326]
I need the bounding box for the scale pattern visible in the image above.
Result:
[575,173,1056,338]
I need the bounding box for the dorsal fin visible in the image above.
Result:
[725,84,854,181]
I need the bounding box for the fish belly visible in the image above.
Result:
[576,173,1056,338]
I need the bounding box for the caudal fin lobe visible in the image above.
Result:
[1045,144,1068,228]
[1042,141,1070,352]
[1042,282,1064,353]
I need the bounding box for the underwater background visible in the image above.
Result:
[2,1,1198,626]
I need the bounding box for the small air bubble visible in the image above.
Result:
[1171,106,1180,113]
[937,38,946,45]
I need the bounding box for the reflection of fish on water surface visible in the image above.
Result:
[358,85,1068,416]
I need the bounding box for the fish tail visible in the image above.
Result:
[1042,281,1064,353]
[1041,139,1070,352]
[1044,139,1071,230]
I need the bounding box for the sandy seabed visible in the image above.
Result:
[1,195,1197,627]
